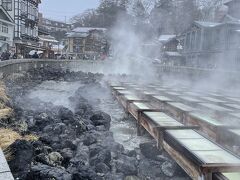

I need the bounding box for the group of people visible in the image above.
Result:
[0,50,40,61]
[0,51,17,61]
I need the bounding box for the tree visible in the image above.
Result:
[71,9,101,27]
[149,0,198,35]
[197,0,222,21]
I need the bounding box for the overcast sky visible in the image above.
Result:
[39,0,100,22]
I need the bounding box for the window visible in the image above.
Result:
[0,22,9,33]
[2,0,12,11]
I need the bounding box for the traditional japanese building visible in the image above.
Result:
[67,27,108,59]
[0,4,14,53]
[182,21,240,69]
[158,35,184,66]
[2,0,41,57]
[224,0,240,19]
[39,15,71,33]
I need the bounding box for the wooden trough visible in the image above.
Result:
[140,111,198,149]
[148,95,175,110]
[186,112,235,142]
[117,93,147,110]
[164,129,240,180]
[198,103,234,113]
[163,102,196,123]
[110,84,240,180]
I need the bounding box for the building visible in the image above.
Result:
[1,0,41,57]
[39,15,71,33]
[158,35,184,66]
[0,4,14,53]
[67,27,108,59]
[224,0,240,19]
[38,35,58,58]
[182,21,240,69]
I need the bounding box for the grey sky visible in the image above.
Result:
[39,0,100,22]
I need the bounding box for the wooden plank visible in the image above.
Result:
[186,112,231,141]
[200,97,227,103]
[199,103,234,112]
[163,141,202,180]
[164,130,240,171]
[178,96,204,103]
[164,102,195,123]
[224,104,240,110]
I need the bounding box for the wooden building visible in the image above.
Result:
[182,21,240,69]
[3,0,42,57]
[0,5,14,53]
[67,27,108,59]
[158,35,184,66]
[224,0,240,19]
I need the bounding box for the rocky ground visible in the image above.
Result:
[2,67,190,180]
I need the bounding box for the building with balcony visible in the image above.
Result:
[67,27,108,59]
[2,0,41,57]
[39,14,72,33]
[0,4,14,53]
[158,35,184,66]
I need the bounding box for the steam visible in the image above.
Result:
[107,14,158,84]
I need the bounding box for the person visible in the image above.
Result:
[12,53,17,59]
[0,52,5,61]
[32,52,39,59]
[1,51,10,61]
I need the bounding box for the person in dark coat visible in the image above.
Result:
[32,52,39,59]
[1,51,10,61]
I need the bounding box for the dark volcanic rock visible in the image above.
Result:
[7,140,34,179]
[90,111,111,130]
[90,148,111,167]
[58,107,74,121]
[139,141,163,160]
[95,162,110,174]
[115,154,138,175]
[26,163,72,180]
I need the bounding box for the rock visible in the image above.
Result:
[105,173,125,180]
[70,144,89,167]
[83,133,97,146]
[62,139,77,150]
[58,107,74,121]
[71,167,102,180]
[52,123,67,134]
[138,158,163,179]
[48,152,63,166]
[161,161,176,177]
[7,140,34,179]
[90,149,111,167]
[61,148,74,166]
[115,154,137,175]
[27,163,72,180]
[90,111,111,130]
[95,163,110,174]
[139,142,162,160]
[125,176,140,180]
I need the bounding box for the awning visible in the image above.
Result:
[39,37,58,43]
[16,43,46,51]
[165,51,182,57]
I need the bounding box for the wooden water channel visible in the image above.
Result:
[110,83,240,180]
